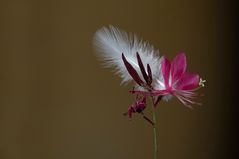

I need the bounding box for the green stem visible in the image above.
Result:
[152,106,158,159]
[151,96,161,159]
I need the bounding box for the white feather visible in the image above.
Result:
[93,25,162,84]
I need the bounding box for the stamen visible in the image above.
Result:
[176,95,192,108]
[199,78,206,87]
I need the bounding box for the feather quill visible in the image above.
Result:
[93,25,162,84]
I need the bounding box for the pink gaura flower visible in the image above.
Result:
[133,53,203,108]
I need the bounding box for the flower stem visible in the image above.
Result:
[152,106,158,159]
[152,96,161,159]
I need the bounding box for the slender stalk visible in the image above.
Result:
[152,106,158,159]
[152,96,161,159]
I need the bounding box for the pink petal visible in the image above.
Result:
[161,57,171,88]
[171,53,187,84]
[176,73,200,90]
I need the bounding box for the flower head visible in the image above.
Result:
[94,26,204,111]
[132,53,203,108]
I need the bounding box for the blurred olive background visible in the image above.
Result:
[0,0,237,159]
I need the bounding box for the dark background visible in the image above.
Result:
[0,0,237,159]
